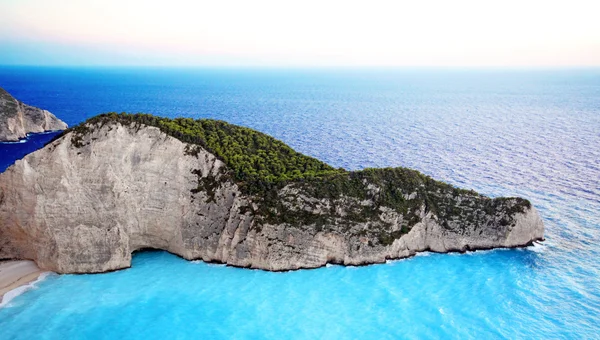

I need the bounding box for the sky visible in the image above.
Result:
[0,0,599,67]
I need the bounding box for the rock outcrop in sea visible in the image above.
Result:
[0,87,67,142]
[0,113,544,273]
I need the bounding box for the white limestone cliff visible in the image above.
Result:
[0,122,544,273]
[0,87,67,142]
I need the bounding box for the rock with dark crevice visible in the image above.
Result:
[0,116,544,273]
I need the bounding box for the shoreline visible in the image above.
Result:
[0,260,44,306]
[0,129,64,144]
[86,239,545,275]
[0,241,545,307]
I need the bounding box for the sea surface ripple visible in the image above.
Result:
[0,67,599,339]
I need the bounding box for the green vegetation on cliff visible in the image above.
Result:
[64,112,532,244]
[68,112,339,192]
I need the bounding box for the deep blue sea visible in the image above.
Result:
[0,67,599,339]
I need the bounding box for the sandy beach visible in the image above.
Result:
[0,260,43,305]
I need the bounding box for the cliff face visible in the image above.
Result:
[0,119,544,273]
[0,87,67,142]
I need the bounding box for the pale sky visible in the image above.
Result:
[0,0,599,67]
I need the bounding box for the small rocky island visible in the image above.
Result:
[0,113,544,274]
[0,87,67,142]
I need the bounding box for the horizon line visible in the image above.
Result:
[1,64,599,71]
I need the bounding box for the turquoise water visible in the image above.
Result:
[0,68,599,338]
[0,250,556,339]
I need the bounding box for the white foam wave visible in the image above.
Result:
[528,241,547,253]
[415,252,433,257]
[0,138,28,144]
[0,130,61,145]
[191,260,226,267]
[207,263,227,267]
[0,272,53,308]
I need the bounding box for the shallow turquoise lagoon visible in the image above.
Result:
[0,247,573,339]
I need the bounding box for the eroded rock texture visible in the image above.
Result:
[0,121,544,273]
[0,87,67,142]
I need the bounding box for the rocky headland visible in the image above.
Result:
[0,87,67,142]
[0,113,544,274]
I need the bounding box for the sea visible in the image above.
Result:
[0,67,599,339]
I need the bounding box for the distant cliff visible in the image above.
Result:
[0,113,544,273]
[0,87,67,142]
